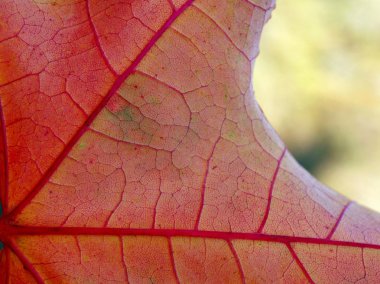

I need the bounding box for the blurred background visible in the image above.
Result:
[255,0,380,212]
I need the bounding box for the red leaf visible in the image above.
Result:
[1,0,380,282]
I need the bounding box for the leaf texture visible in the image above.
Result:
[1,0,380,283]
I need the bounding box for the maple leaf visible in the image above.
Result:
[1,0,380,283]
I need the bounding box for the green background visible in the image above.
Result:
[255,0,380,211]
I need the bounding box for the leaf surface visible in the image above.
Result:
[1,0,380,283]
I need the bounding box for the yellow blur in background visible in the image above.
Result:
[255,0,380,212]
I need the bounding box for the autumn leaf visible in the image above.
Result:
[1,0,380,283]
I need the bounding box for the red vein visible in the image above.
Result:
[3,225,380,250]
[104,190,125,227]
[85,0,118,76]
[194,136,222,230]
[134,70,192,113]
[361,248,367,280]
[228,240,246,284]
[119,236,129,283]
[168,0,175,11]
[0,98,8,214]
[286,243,315,284]
[3,239,44,284]
[191,5,250,61]
[167,238,180,284]
[242,0,268,11]
[257,147,287,233]
[7,0,196,221]
[0,74,32,88]
[5,247,10,284]
[326,201,352,240]
[74,236,81,263]
[152,178,162,229]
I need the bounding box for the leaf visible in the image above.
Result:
[1,0,380,283]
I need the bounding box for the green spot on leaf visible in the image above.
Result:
[118,107,134,121]
[227,130,236,140]
[78,142,87,149]
[146,96,161,105]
